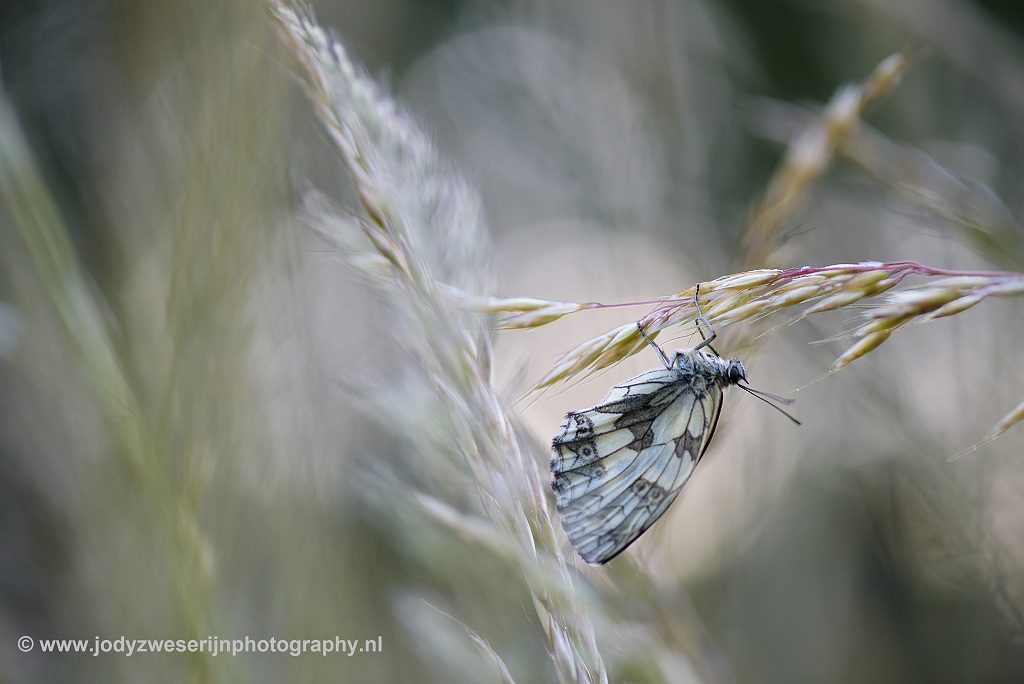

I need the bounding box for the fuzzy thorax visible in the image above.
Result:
[670,349,747,386]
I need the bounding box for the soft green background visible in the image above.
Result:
[3,1,1024,682]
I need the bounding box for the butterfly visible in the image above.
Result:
[550,287,799,564]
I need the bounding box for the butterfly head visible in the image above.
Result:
[725,358,746,385]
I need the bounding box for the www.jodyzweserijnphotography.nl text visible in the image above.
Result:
[18,635,382,657]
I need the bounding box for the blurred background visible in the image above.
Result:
[4,0,1024,682]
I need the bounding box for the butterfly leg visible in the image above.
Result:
[691,283,723,356]
[636,322,672,370]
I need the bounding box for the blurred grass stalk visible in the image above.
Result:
[0,78,217,682]
[270,4,613,682]
[1,2,284,680]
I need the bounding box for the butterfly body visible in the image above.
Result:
[551,348,746,565]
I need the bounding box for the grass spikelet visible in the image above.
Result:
[527,261,1024,393]
[465,629,520,684]
[831,330,894,370]
[740,51,907,266]
[951,397,1024,459]
[754,69,1024,271]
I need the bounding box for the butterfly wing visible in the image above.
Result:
[551,368,724,564]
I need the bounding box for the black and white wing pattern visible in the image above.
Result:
[551,349,740,564]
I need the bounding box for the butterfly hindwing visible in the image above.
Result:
[551,358,727,564]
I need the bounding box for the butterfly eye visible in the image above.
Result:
[726,359,746,383]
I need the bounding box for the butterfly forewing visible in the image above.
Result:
[551,350,731,564]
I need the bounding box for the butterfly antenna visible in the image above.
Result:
[738,384,802,425]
